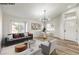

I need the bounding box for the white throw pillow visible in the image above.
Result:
[8,35,13,39]
[24,33,28,36]
[41,41,49,46]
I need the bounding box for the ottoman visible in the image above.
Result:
[15,44,27,52]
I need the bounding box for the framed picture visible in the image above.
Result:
[31,23,41,30]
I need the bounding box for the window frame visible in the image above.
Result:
[11,21,28,33]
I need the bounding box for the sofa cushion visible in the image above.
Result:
[19,33,24,37]
[13,34,20,38]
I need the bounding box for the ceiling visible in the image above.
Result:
[1,3,77,19]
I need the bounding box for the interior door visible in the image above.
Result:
[63,9,78,42]
[64,19,77,42]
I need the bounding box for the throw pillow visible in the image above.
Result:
[8,34,13,39]
[24,32,28,36]
[41,41,49,46]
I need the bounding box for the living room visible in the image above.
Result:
[0,3,79,55]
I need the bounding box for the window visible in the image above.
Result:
[64,12,77,20]
[46,24,55,32]
[11,22,27,33]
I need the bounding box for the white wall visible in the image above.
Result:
[53,6,79,43]
[76,6,79,44]
[0,7,2,52]
[51,15,62,38]
[2,13,43,37]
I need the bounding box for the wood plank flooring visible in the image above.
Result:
[56,39,79,55]
[34,37,79,55]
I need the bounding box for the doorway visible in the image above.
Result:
[64,10,78,43]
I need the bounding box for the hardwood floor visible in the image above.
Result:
[56,39,79,55]
[34,37,79,55]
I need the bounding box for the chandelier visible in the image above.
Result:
[41,10,48,32]
[41,10,48,24]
